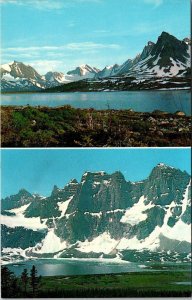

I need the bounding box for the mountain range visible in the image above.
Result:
[1,163,191,264]
[1,32,191,92]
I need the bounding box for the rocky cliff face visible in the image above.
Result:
[116,32,190,78]
[1,164,191,263]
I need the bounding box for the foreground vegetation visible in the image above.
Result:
[1,265,191,298]
[1,105,191,147]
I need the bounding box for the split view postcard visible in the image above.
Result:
[0,0,191,298]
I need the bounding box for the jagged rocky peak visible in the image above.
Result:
[183,37,191,45]
[94,63,120,78]
[144,163,190,206]
[2,60,42,80]
[1,188,34,211]
[140,41,155,60]
[111,171,125,181]
[65,179,79,195]
[44,71,65,80]
[157,162,173,168]
[151,31,189,61]
[67,64,100,77]
[82,171,107,179]
[68,178,78,185]
[3,188,33,200]
[149,163,187,178]
[51,185,60,196]
[148,41,155,46]
[1,164,191,264]
[80,171,112,187]
[158,31,178,42]
[17,188,33,197]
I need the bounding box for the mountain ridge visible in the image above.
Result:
[1,164,191,263]
[1,32,191,92]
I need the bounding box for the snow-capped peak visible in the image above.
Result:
[67,64,100,78]
[1,61,15,72]
[156,163,174,169]
[106,65,114,70]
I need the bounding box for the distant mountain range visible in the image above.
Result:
[1,32,191,92]
[1,164,191,263]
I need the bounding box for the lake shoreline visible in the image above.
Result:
[2,265,191,298]
[1,90,190,114]
[1,86,191,95]
[1,256,130,266]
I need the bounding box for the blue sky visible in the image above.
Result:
[1,0,190,74]
[1,148,191,198]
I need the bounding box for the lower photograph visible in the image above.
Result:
[1,148,191,298]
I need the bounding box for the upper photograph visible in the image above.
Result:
[1,0,191,147]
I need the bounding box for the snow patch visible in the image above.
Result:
[77,232,118,254]
[120,196,154,225]
[8,204,30,214]
[35,229,67,253]
[1,214,47,230]
[164,220,191,243]
[58,196,73,218]
[163,180,191,243]
[84,212,102,218]
[1,62,14,72]
[117,226,161,251]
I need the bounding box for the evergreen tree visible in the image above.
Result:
[11,277,20,296]
[1,266,12,293]
[21,268,28,294]
[1,266,20,297]
[30,265,39,296]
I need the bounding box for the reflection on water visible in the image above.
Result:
[6,259,191,277]
[7,258,142,276]
[175,282,191,285]
[1,90,191,115]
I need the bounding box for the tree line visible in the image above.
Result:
[1,264,190,298]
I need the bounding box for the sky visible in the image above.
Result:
[1,148,191,198]
[0,0,190,74]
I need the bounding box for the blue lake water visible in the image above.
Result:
[6,258,144,277]
[175,282,191,286]
[5,259,191,277]
[1,90,191,115]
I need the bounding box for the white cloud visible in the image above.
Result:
[66,42,120,50]
[144,0,163,7]
[0,0,102,10]
[1,42,120,73]
[0,0,62,9]
[29,60,64,74]
[2,42,120,53]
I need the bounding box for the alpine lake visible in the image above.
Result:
[4,258,192,297]
[6,258,191,277]
[1,90,191,115]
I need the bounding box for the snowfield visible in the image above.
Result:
[1,204,47,230]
